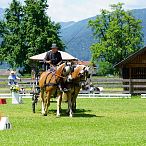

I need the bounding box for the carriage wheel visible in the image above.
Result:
[32,101,36,113]
[32,94,39,113]
[32,95,36,113]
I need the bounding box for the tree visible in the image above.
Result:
[0,0,64,71]
[0,0,24,68]
[23,0,64,67]
[88,3,144,75]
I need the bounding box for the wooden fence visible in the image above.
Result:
[123,79,146,94]
[0,78,34,93]
[1,77,146,94]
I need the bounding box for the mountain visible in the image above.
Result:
[60,21,76,29]
[60,8,146,61]
[0,7,146,61]
[60,17,96,61]
[131,8,146,42]
[0,8,4,20]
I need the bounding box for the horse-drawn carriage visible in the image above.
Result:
[30,51,90,117]
[30,68,40,113]
[30,51,78,113]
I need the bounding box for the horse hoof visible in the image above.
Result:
[56,115,60,118]
[69,114,73,117]
[56,114,61,117]
[42,113,47,116]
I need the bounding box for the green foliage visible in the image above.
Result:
[97,61,113,75]
[89,3,144,75]
[0,0,64,71]
[0,0,24,68]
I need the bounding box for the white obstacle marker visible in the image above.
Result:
[0,117,12,130]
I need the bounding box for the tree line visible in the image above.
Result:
[0,0,64,71]
[0,2,144,75]
[88,3,144,75]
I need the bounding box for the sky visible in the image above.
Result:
[0,0,146,22]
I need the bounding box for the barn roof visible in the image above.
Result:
[29,50,78,61]
[114,46,146,68]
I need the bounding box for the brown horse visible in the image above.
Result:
[39,62,72,116]
[56,64,90,117]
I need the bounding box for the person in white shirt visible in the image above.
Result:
[8,71,21,85]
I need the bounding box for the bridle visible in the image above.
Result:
[44,63,73,87]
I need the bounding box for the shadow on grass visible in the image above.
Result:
[74,109,104,118]
[48,108,103,118]
[73,113,97,118]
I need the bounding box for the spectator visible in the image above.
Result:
[8,71,21,85]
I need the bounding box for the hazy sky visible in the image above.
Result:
[1,0,146,22]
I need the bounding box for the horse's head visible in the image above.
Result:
[68,65,90,82]
[62,62,74,76]
[56,62,74,81]
[78,65,90,81]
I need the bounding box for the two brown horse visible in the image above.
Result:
[56,64,90,117]
[39,62,73,116]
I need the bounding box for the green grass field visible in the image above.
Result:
[1,98,146,146]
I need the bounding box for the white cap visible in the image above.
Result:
[10,71,15,74]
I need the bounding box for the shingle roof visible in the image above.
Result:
[114,46,146,68]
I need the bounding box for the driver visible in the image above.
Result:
[44,43,68,92]
[44,43,62,70]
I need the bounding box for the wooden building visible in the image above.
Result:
[115,46,146,94]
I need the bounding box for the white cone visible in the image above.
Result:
[0,117,12,130]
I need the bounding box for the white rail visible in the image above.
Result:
[0,93,131,99]
[141,94,146,98]
[0,94,33,98]
[77,93,131,98]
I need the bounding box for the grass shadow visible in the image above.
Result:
[73,113,97,118]
[73,108,104,118]
[49,108,101,118]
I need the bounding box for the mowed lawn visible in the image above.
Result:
[1,97,146,146]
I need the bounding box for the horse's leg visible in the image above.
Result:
[65,92,70,114]
[67,92,73,117]
[72,94,76,112]
[43,91,51,116]
[56,92,62,117]
[40,89,46,115]
[72,87,80,112]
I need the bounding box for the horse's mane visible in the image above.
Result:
[39,63,65,88]
[56,63,65,75]
[71,65,86,79]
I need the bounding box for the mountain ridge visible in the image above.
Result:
[60,8,146,61]
[0,7,146,61]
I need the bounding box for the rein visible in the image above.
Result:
[44,67,67,87]
[44,71,56,87]
[55,73,67,79]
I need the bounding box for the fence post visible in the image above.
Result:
[129,78,133,94]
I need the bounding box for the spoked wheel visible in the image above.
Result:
[32,94,38,113]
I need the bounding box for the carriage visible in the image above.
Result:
[30,63,90,116]
[30,51,78,114]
